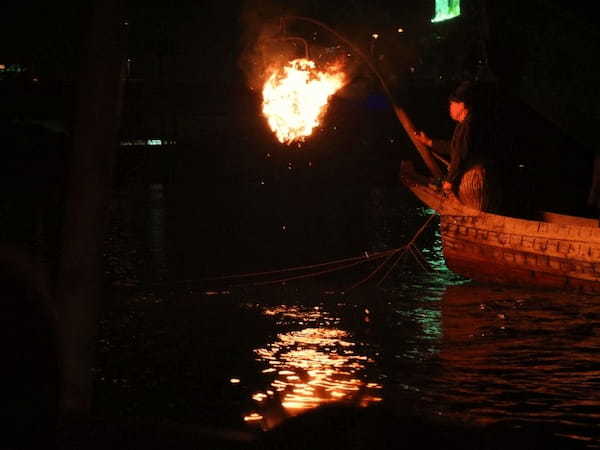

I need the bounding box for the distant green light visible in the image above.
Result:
[432,0,461,23]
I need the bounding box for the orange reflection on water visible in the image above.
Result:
[243,305,382,429]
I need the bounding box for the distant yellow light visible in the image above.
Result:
[371,33,379,39]
[397,28,404,33]
[230,378,241,384]
[244,413,263,422]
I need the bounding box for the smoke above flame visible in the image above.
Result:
[262,58,346,145]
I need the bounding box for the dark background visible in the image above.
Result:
[1,2,600,447]
[1,0,598,277]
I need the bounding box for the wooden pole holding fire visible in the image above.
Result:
[278,16,443,179]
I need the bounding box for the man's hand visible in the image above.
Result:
[413,130,432,147]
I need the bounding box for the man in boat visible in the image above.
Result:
[414,80,503,212]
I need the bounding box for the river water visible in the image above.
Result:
[229,270,600,446]
[100,182,600,448]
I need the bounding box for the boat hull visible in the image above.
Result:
[400,161,600,294]
[441,215,600,294]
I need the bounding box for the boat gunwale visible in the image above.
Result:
[400,164,600,242]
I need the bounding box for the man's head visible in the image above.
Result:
[449,100,469,122]
[448,81,476,122]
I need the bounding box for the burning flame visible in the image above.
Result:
[262,58,345,145]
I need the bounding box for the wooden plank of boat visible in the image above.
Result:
[541,211,598,228]
[441,214,600,294]
[399,161,600,294]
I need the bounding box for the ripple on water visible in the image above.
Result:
[238,280,600,447]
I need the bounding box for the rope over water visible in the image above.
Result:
[150,215,437,293]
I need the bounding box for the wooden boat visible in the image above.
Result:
[400,161,600,294]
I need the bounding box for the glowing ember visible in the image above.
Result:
[262,58,345,145]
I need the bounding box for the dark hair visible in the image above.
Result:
[449,80,476,108]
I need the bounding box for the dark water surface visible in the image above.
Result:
[229,276,600,446]
[98,184,600,448]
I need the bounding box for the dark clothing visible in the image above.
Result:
[430,115,474,185]
[588,152,600,211]
[430,114,503,212]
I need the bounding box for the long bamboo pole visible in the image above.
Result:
[282,16,443,179]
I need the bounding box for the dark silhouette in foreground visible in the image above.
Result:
[253,403,587,450]
[0,245,58,450]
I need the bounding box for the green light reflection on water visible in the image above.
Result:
[413,307,443,341]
